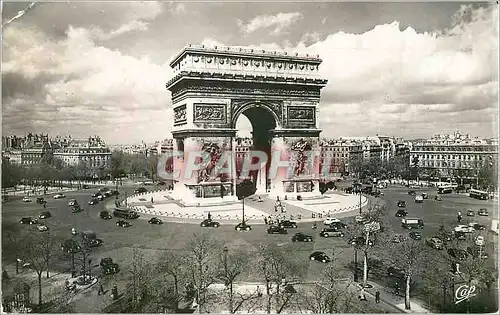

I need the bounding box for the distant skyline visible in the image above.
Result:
[2,2,498,145]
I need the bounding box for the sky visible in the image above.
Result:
[2,1,498,145]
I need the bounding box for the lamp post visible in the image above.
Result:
[223,246,233,313]
[353,181,362,215]
[88,259,92,281]
[350,239,359,282]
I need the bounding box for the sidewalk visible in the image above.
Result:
[358,281,431,313]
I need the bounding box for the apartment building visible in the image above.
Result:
[53,136,111,168]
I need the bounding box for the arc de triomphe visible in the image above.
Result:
[166,45,328,206]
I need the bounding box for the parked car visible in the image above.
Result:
[62,239,81,254]
[19,217,38,225]
[408,190,416,196]
[475,235,485,246]
[100,258,120,275]
[349,236,373,246]
[309,251,331,263]
[422,193,428,199]
[467,246,488,259]
[397,200,406,208]
[97,195,105,201]
[469,223,486,230]
[99,187,110,193]
[409,231,422,240]
[36,197,45,204]
[454,225,473,233]
[454,231,467,240]
[478,208,489,216]
[53,193,66,199]
[329,221,347,229]
[267,225,288,234]
[82,184,90,189]
[91,192,102,198]
[148,217,164,225]
[447,248,468,260]
[279,220,298,228]
[100,211,113,220]
[68,199,77,206]
[395,209,408,217]
[88,198,99,205]
[87,238,103,247]
[466,209,475,217]
[134,187,148,194]
[116,220,132,228]
[319,228,344,238]
[292,232,313,242]
[22,197,32,202]
[323,217,341,225]
[392,234,404,243]
[200,219,219,228]
[425,237,444,249]
[235,222,251,232]
[38,211,52,219]
[387,266,405,278]
[37,223,49,232]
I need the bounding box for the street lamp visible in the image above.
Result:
[88,259,92,281]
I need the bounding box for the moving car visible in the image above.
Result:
[415,195,424,203]
[279,220,298,228]
[478,208,489,216]
[19,217,38,225]
[91,192,102,198]
[100,211,113,220]
[292,232,313,242]
[200,219,220,227]
[82,184,90,189]
[88,199,99,205]
[38,211,52,219]
[149,217,164,225]
[319,228,344,238]
[97,194,105,201]
[349,236,373,246]
[309,251,331,263]
[113,209,140,219]
[134,187,148,194]
[395,209,408,217]
[68,199,77,206]
[100,258,120,275]
[425,237,444,249]
[61,239,81,254]
[397,200,406,208]
[37,223,49,232]
[447,248,468,260]
[235,222,251,232]
[409,231,422,240]
[467,246,488,259]
[22,197,32,202]
[422,193,428,199]
[434,195,442,201]
[87,238,103,247]
[53,193,66,199]
[454,231,467,240]
[401,218,424,229]
[469,223,486,230]
[323,217,341,225]
[72,205,83,213]
[116,220,132,228]
[36,197,45,204]
[467,209,475,217]
[408,190,416,196]
[267,225,288,234]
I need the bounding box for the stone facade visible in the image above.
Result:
[166,45,327,205]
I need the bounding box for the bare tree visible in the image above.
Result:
[156,250,189,311]
[257,244,306,314]
[19,232,59,305]
[186,233,220,313]
[387,234,428,310]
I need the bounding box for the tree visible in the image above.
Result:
[186,233,220,313]
[19,232,59,305]
[257,244,306,313]
[387,235,428,310]
[217,247,260,314]
[156,251,188,311]
[125,248,155,311]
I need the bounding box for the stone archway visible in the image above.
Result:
[166,45,328,206]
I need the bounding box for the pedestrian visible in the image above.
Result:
[2,269,9,281]
[395,282,400,295]
[112,284,118,300]
[359,288,367,301]
[264,217,268,225]
[98,284,105,295]
[208,212,212,221]
[457,214,462,223]
[151,196,154,204]
[375,290,380,303]
[43,202,46,208]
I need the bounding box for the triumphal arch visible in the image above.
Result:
[166,45,328,206]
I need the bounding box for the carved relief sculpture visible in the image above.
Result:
[287,106,315,121]
[174,105,187,124]
[194,104,226,122]
[287,139,313,176]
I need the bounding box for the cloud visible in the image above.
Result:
[91,20,150,40]
[237,12,303,35]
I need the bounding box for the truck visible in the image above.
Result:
[401,218,424,229]
[113,208,140,219]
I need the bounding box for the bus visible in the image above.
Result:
[469,189,489,200]
[437,185,453,194]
